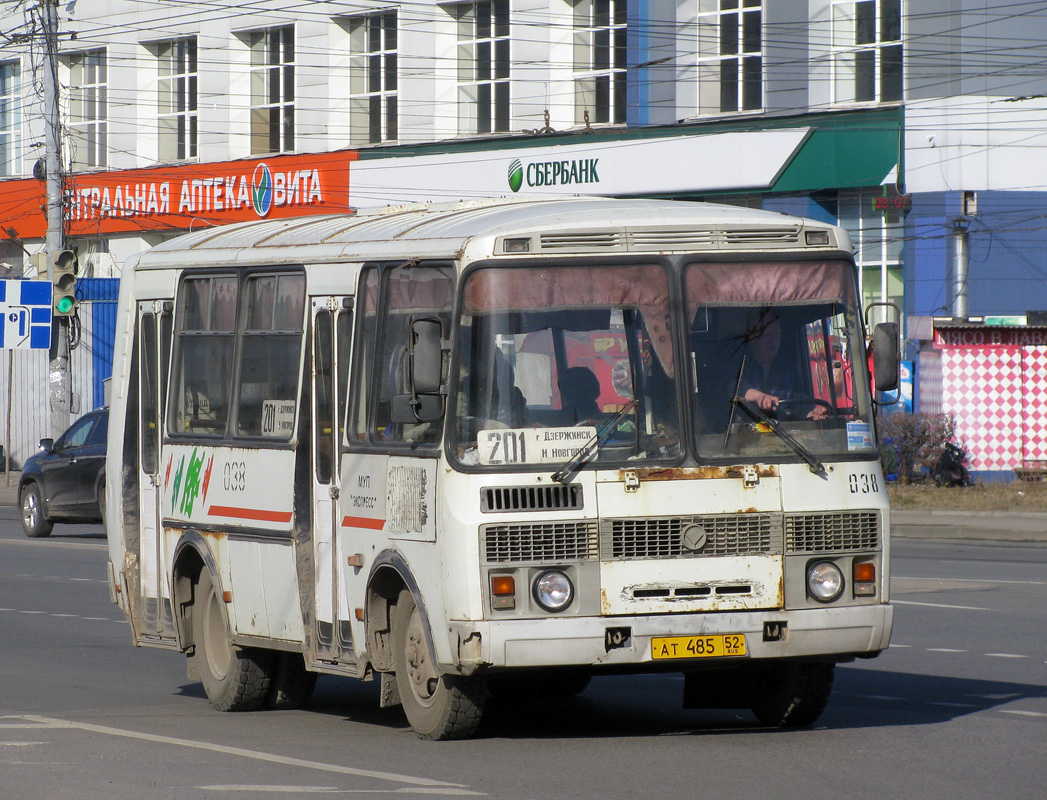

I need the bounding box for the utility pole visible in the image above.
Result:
[40,0,71,437]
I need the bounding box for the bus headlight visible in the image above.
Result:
[532,570,574,612]
[807,561,845,603]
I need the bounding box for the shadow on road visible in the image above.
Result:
[181,665,1045,740]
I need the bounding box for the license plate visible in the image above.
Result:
[651,634,747,660]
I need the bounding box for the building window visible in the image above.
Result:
[0,61,18,177]
[452,0,509,135]
[349,12,398,144]
[573,0,626,125]
[832,0,902,104]
[249,26,295,154]
[839,190,903,323]
[157,38,198,161]
[697,0,762,114]
[68,49,107,169]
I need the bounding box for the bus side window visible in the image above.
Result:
[366,264,453,446]
[235,273,306,438]
[170,276,238,436]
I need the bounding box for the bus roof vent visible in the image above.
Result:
[722,227,802,246]
[538,232,625,251]
[481,484,584,513]
[628,230,718,250]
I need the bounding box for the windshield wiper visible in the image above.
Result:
[730,396,827,477]
[551,399,638,484]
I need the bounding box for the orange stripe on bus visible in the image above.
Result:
[209,505,293,524]
[342,516,386,530]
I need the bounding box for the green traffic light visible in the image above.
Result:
[55,295,75,315]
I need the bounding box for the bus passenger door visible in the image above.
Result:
[310,297,354,663]
[137,302,175,642]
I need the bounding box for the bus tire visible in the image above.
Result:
[749,661,835,728]
[20,482,53,538]
[193,570,273,711]
[392,589,486,740]
[266,652,317,710]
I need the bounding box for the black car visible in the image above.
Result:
[19,408,108,538]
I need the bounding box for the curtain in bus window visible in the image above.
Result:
[236,273,306,438]
[463,265,674,378]
[171,276,238,435]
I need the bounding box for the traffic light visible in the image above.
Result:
[51,249,78,316]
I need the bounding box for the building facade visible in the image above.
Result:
[1,0,1046,474]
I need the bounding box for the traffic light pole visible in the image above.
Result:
[42,0,70,437]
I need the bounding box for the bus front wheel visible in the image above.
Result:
[749,661,835,728]
[392,589,486,740]
[192,570,273,711]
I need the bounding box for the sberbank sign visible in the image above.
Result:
[507,157,601,193]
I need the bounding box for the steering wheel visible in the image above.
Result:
[775,398,833,422]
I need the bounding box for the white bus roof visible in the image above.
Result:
[132,196,843,271]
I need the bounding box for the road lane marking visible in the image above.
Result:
[986,653,1028,659]
[4,715,473,790]
[1000,710,1047,718]
[894,576,1047,586]
[892,600,990,611]
[200,787,483,795]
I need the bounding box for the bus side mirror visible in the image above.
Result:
[391,317,446,424]
[872,322,900,392]
[411,318,444,395]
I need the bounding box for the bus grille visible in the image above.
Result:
[784,511,880,553]
[482,521,599,563]
[601,513,780,560]
[481,484,583,513]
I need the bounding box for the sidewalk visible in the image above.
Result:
[3,469,1045,542]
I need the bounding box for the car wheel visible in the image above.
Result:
[20,483,53,538]
[97,476,106,530]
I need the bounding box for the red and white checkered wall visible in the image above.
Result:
[941,345,1047,472]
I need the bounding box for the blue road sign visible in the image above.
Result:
[0,279,53,350]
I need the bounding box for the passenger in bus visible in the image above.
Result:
[558,366,602,424]
[740,309,827,420]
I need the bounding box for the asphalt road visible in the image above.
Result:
[1,508,1045,800]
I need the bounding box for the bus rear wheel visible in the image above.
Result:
[193,570,273,711]
[392,589,486,740]
[749,661,835,728]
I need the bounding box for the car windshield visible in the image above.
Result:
[451,264,680,469]
[686,259,876,460]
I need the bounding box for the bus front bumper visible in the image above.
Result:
[449,603,893,672]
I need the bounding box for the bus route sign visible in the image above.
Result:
[0,279,53,350]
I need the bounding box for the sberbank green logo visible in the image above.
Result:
[506,156,600,192]
[508,159,524,193]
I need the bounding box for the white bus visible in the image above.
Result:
[106,197,897,739]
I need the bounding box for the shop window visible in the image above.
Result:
[839,190,904,324]
[68,49,108,169]
[832,0,902,104]
[572,0,627,125]
[450,0,510,135]
[248,26,295,154]
[696,0,763,115]
[0,61,19,177]
[157,38,198,162]
[349,12,398,144]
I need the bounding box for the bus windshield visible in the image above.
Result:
[452,263,680,468]
[686,259,876,460]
